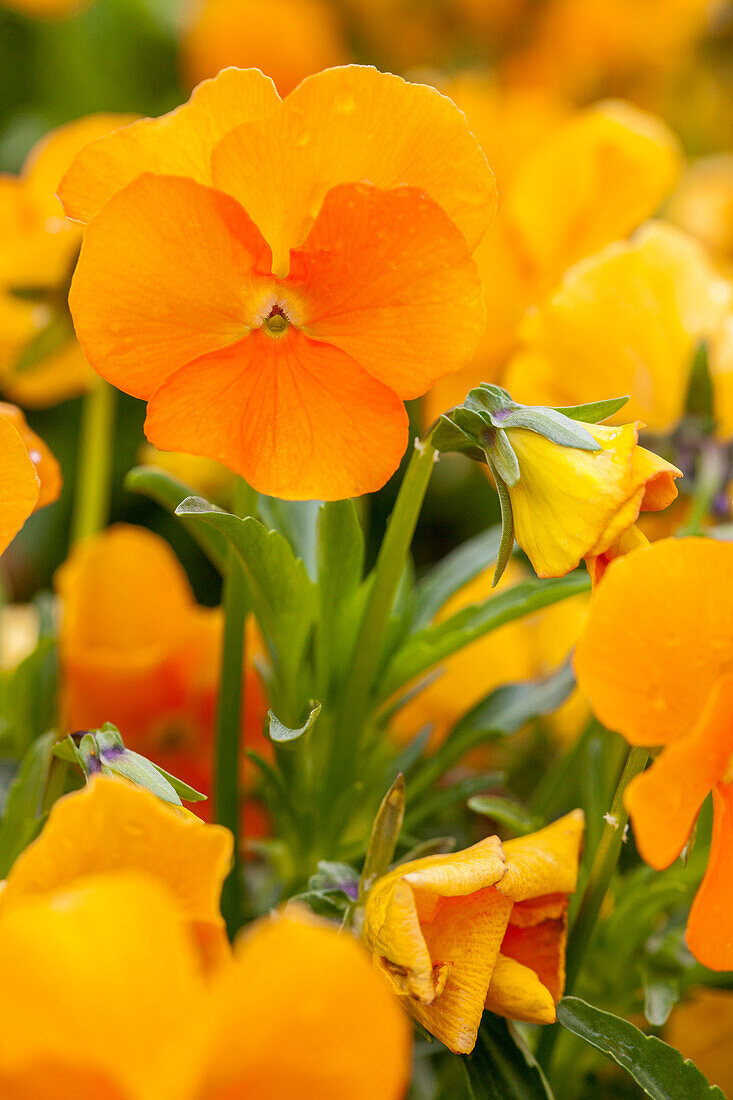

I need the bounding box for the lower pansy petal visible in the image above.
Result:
[687,783,733,971]
[144,329,409,501]
[625,675,733,870]
[289,182,485,400]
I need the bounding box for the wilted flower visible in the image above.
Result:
[575,537,733,970]
[364,811,584,1053]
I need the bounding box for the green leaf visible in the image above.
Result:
[360,774,405,898]
[411,526,502,629]
[0,731,55,877]
[101,749,183,806]
[379,573,590,702]
[468,795,543,835]
[462,1012,555,1099]
[489,428,521,487]
[125,467,229,572]
[0,634,57,756]
[428,414,488,464]
[405,773,502,830]
[487,457,515,587]
[553,396,630,424]
[257,497,321,580]
[409,664,575,797]
[13,311,75,374]
[266,700,321,744]
[150,764,207,803]
[556,997,725,1099]
[176,499,317,705]
[52,734,85,769]
[490,406,601,450]
[316,500,365,692]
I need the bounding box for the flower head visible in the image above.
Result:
[363,810,584,1053]
[0,402,61,555]
[575,537,733,969]
[61,65,495,500]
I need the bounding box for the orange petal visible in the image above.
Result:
[501,915,567,1001]
[59,68,281,224]
[0,776,233,932]
[210,65,496,273]
[0,402,61,509]
[0,413,40,555]
[145,328,408,500]
[289,182,485,399]
[166,908,412,1100]
[686,783,733,971]
[575,537,733,745]
[69,174,272,400]
[484,953,557,1025]
[498,810,585,902]
[625,675,733,869]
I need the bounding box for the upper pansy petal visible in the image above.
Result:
[0,776,233,929]
[210,64,496,270]
[69,174,272,400]
[498,810,584,902]
[59,68,281,224]
[0,412,39,556]
[575,538,733,746]
[686,783,733,971]
[288,182,485,399]
[624,675,733,870]
[144,329,409,501]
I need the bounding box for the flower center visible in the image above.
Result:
[263,305,290,338]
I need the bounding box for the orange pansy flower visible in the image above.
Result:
[364,811,584,1053]
[61,65,494,500]
[55,524,269,817]
[180,0,350,97]
[0,114,136,407]
[574,537,733,970]
[0,402,60,555]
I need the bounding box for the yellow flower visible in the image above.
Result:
[505,222,733,435]
[392,560,589,749]
[665,154,733,272]
[504,421,681,578]
[0,877,411,1099]
[0,776,233,969]
[363,811,584,1053]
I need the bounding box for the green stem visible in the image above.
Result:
[328,440,436,802]
[538,745,649,1071]
[70,377,116,544]
[679,439,726,537]
[214,478,256,938]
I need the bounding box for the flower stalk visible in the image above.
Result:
[70,376,116,544]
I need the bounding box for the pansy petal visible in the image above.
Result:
[59,68,280,224]
[0,413,39,555]
[288,182,485,399]
[144,329,409,500]
[500,917,567,1002]
[210,64,496,271]
[498,810,584,902]
[575,538,733,745]
[167,909,412,1100]
[625,675,733,869]
[485,953,557,1025]
[0,403,61,509]
[0,874,202,1098]
[0,776,233,929]
[686,783,733,971]
[69,174,272,400]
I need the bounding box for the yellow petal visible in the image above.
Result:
[484,953,557,1025]
[0,411,39,556]
[0,776,233,935]
[0,873,202,1098]
[499,810,585,902]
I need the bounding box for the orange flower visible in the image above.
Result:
[0,402,60,555]
[574,537,733,970]
[61,66,494,500]
[55,524,268,814]
[0,114,135,406]
[180,0,349,96]
[0,877,411,1099]
[364,811,584,1052]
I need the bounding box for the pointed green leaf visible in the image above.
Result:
[684,340,714,423]
[489,428,521,487]
[150,764,207,802]
[266,700,321,744]
[101,749,183,806]
[175,499,317,699]
[316,500,366,691]
[488,458,515,587]
[379,573,589,702]
[411,526,502,629]
[553,396,630,424]
[556,997,725,1099]
[52,735,85,770]
[0,732,55,877]
[125,466,229,572]
[462,1012,556,1099]
[490,406,601,450]
[257,498,321,580]
[428,414,488,463]
[468,795,543,835]
[360,774,405,898]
